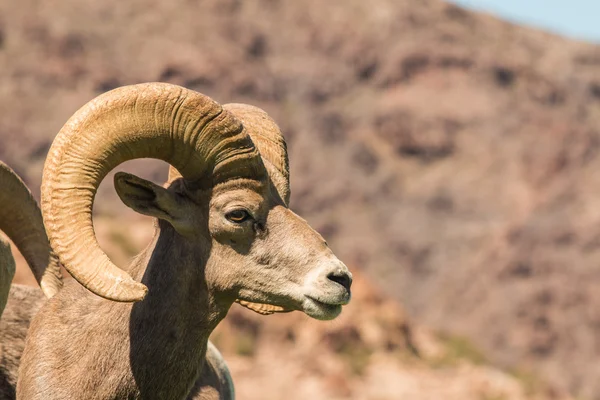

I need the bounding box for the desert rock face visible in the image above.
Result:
[1,0,600,398]
[215,270,569,400]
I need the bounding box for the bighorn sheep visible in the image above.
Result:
[0,161,234,399]
[0,161,63,399]
[17,83,352,399]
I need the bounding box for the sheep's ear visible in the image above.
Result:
[114,172,185,227]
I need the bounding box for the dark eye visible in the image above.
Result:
[226,209,251,223]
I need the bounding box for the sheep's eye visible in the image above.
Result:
[226,209,251,223]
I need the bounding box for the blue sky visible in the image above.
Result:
[450,0,600,43]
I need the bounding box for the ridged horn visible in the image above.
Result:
[223,104,290,206]
[0,162,62,297]
[167,104,290,205]
[42,83,264,302]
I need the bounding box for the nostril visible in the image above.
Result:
[327,272,352,292]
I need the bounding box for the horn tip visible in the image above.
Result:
[119,282,149,303]
[89,280,149,303]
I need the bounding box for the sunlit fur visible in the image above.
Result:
[0,285,234,400]
[18,173,351,399]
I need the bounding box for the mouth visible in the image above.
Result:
[235,284,350,320]
[236,295,344,321]
[302,296,343,321]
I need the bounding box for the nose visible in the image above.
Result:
[327,269,352,293]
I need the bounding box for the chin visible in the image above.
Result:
[302,297,343,321]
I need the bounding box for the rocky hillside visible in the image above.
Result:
[215,270,566,400]
[2,0,600,397]
[8,216,569,399]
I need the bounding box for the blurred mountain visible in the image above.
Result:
[9,216,570,400]
[2,0,600,398]
[215,269,569,400]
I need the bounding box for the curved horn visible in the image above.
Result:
[0,162,62,297]
[42,83,264,302]
[167,104,290,205]
[224,104,289,205]
[0,236,16,313]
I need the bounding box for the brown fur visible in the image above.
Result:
[18,176,351,399]
[1,285,232,400]
[0,285,44,400]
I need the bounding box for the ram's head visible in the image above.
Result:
[42,83,351,320]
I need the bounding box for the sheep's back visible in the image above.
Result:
[0,285,44,400]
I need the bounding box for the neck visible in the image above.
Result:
[126,220,231,398]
